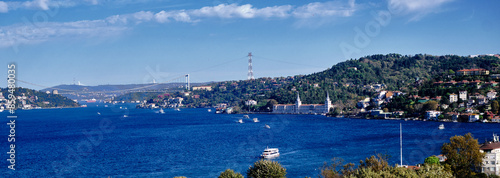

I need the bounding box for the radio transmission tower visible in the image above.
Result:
[248,52,254,80]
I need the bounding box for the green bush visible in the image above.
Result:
[247,160,287,178]
[219,169,244,178]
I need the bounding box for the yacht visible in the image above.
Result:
[97,112,101,115]
[253,118,259,122]
[237,119,244,123]
[208,109,211,112]
[264,124,271,129]
[175,108,181,111]
[438,124,445,130]
[243,115,250,119]
[123,115,128,118]
[261,147,279,159]
[159,108,165,114]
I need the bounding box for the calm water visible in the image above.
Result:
[1,104,499,177]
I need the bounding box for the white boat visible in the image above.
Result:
[438,124,445,130]
[123,115,128,118]
[97,112,101,115]
[261,147,279,159]
[253,118,259,122]
[208,109,211,112]
[237,119,244,123]
[243,115,250,119]
[0,106,4,112]
[264,124,271,129]
[159,108,165,114]
[175,108,180,111]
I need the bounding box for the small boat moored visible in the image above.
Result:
[159,108,165,114]
[261,147,279,159]
[438,124,445,130]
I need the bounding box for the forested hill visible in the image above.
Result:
[270,54,500,109]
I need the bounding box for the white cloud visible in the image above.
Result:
[293,0,356,18]
[0,1,360,48]
[0,1,8,13]
[255,5,292,18]
[0,19,128,48]
[191,4,256,19]
[388,0,454,21]
[22,0,50,10]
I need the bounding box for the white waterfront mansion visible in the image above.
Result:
[272,92,334,114]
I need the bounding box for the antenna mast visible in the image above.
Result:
[248,52,254,80]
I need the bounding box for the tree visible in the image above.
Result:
[247,160,287,178]
[424,156,440,165]
[492,100,499,114]
[219,169,244,178]
[423,100,439,111]
[358,154,389,172]
[441,133,485,178]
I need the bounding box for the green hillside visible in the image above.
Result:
[141,54,500,113]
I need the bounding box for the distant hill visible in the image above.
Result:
[42,82,211,101]
[1,87,79,108]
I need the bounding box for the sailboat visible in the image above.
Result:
[399,123,405,167]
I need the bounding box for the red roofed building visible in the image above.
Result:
[456,68,490,76]
[480,134,500,175]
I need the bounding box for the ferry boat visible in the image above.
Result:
[438,124,445,130]
[86,98,97,103]
[261,147,279,159]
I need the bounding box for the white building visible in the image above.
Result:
[487,91,497,100]
[480,134,500,176]
[459,91,467,101]
[449,94,458,103]
[273,92,333,115]
[469,114,480,122]
[425,111,441,121]
[245,100,257,106]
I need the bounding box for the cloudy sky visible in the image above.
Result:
[0,0,498,89]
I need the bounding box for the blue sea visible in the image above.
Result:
[1,103,499,177]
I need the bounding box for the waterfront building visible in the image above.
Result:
[425,110,441,121]
[480,134,500,175]
[273,92,333,114]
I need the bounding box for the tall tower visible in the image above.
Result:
[185,74,190,90]
[248,52,254,80]
[325,91,332,113]
[295,92,302,113]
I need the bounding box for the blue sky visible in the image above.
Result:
[0,0,499,89]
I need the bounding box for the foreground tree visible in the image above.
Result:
[219,169,244,178]
[424,156,440,165]
[441,133,485,177]
[247,160,287,178]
